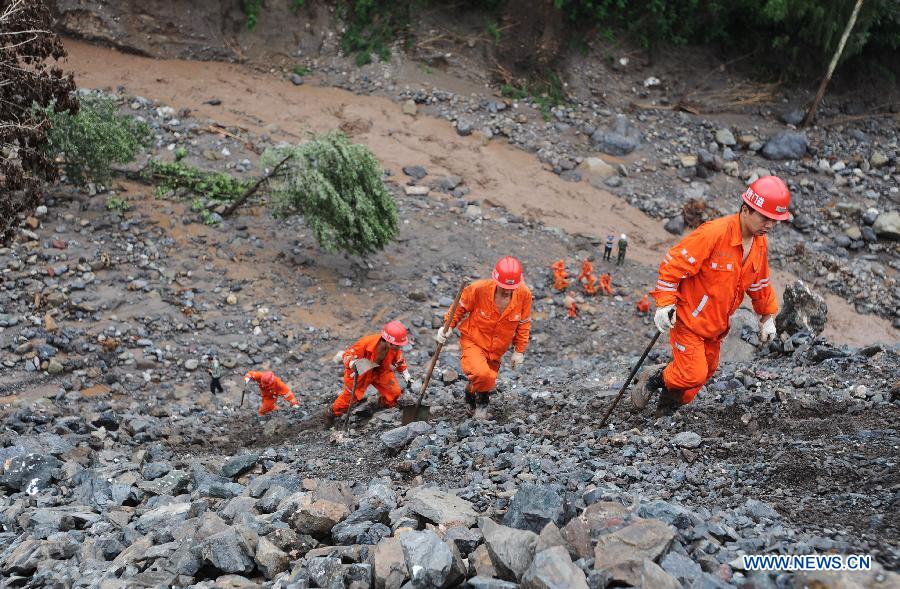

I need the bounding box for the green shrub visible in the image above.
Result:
[105,196,130,212]
[143,160,250,202]
[42,95,151,187]
[261,131,399,256]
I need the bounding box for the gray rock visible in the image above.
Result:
[291,500,351,538]
[590,115,641,156]
[406,487,478,528]
[762,131,808,160]
[502,484,565,533]
[778,109,804,126]
[371,536,408,589]
[715,128,736,146]
[468,577,520,589]
[184,358,199,371]
[400,529,465,588]
[198,529,255,575]
[661,551,702,583]
[0,453,61,492]
[521,545,589,589]
[290,74,304,85]
[381,421,433,451]
[776,280,827,337]
[672,431,702,448]
[403,166,427,179]
[593,519,675,571]
[138,469,190,496]
[744,498,779,520]
[307,556,344,588]
[457,119,474,136]
[221,453,259,478]
[664,215,685,235]
[480,516,538,581]
[873,210,900,240]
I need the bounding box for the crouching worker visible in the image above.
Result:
[325,321,413,423]
[244,370,299,416]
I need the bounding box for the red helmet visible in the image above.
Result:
[261,371,275,387]
[381,320,408,346]
[742,176,791,221]
[492,256,523,290]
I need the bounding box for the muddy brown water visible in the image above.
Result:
[61,39,896,348]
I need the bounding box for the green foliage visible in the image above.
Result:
[261,131,399,256]
[293,64,312,76]
[42,95,151,187]
[339,0,411,66]
[552,0,900,68]
[486,21,501,45]
[174,146,188,162]
[105,196,130,212]
[502,72,568,121]
[242,0,263,30]
[144,160,250,202]
[291,0,306,12]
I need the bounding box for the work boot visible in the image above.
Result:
[655,390,682,418]
[631,364,666,410]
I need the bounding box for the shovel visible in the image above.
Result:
[598,330,661,427]
[402,282,466,425]
[342,358,378,434]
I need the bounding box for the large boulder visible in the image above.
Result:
[776,280,828,337]
[0,453,61,492]
[254,536,289,579]
[590,115,641,156]
[400,530,465,589]
[197,529,255,575]
[370,536,408,589]
[480,517,538,582]
[291,500,351,538]
[873,210,900,240]
[577,157,617,182]
[521,545,589,589]
[405,487,478,528]
[593,518,675,572]
[502,484,566,533]
[762,131,808,160]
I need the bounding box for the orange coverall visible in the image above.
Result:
[651,214,778,404]
[446,279,533,394]
[636,295,651,314]
[245,371,299,416]
[598,274,613,295]
[331,333,408,416]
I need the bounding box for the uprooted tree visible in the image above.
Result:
[255,132,399,257]
[0,0,78,243]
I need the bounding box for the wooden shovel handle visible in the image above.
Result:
[414,282,467,412]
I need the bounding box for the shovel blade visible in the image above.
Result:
[401,404,430,425]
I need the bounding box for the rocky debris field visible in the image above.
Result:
[303,53,900,327]
[0,88,898,588]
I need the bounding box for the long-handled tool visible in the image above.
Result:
[402,282,466,425]
[342,358,378,434]
[598,330,661,427]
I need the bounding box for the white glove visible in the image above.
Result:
[759,315,776,343]
[511,352,525,369]
[401,370,411,383]
[291,404,301,411]
[435,326,452,345]
[348,359,357,371]
[654,305,677,333]
[244,376,250,383]
[331,350,344,364]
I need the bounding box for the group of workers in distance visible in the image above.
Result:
[241,175,791,422]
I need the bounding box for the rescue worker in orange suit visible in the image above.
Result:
[244,370,299,416]
[326,321,412,421]
[436,256,532,412]
[636,294,651,315]
[632,176,788,416]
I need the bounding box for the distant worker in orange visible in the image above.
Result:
[436,256,532,412]
[326,321,413,421]
[636,294,651,315]
[244,370,299,416]
[551,259,569,291]
[577,259,598,295]
[564,293,578,318]
[598,273,613,296]
[632,176,788,416]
